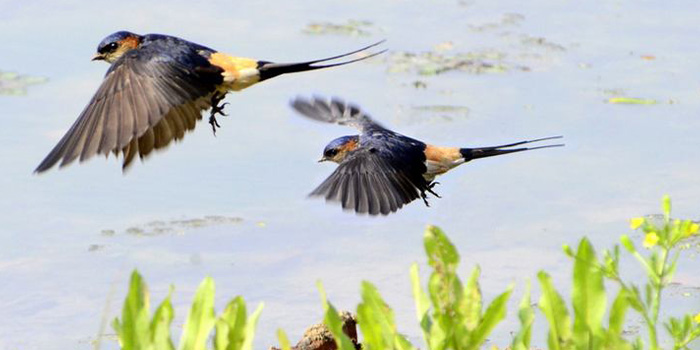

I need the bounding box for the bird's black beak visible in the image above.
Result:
[92,54,104,61]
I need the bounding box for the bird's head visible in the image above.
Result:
[93,31,142,63]
[319,135,360,163]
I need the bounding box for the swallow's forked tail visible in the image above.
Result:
[460,135,564,161]
[257,40,386,81]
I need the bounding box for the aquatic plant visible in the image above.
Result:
[112,196,699,349]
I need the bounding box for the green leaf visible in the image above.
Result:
[466,285,512,350]
[216,296,248,350]
[424,225,459,269]
[462,266,482,331]
[358,281,414,350]
[511,281,534,350]
[151,286,175,350]
[620,235,636,253]
[538,271,572,350]
[277,329,292,350]
[409,264,431,327]
[179,277,216,350]
[662,195,671,221]
[608,289,630,335]
[317,281,356,350]
[116,270,153,350]
[572,238,606,345]
[241,303,264,350]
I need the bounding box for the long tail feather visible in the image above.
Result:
[257,40,386,81]
[460,136,564,161]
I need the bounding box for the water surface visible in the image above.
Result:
[1,0,699,349]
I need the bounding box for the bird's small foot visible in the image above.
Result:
[427,182,441,198]
[208,93,229,136]
[211,102,229,117]
[209,115,221,135]
[421,191,431,207]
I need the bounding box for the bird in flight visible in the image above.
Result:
[291,96,564,216]
[35,31,385,173]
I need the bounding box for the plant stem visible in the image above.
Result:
[648,246,670,350]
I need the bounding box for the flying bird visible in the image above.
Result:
[291,96,563,216]
[35,31,385,173]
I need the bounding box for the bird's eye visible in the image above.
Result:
[325,149,338,157]
[100,42,119,54]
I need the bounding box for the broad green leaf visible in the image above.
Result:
[424,225,459,269]
[466,285,512,350]
[241,303,264,350]
[572,238,606,346]
[277,329,292,350]
[217,296,248,350]
[538,271,572,350]
[317,282,356,350]
[462,266,482,331]
[608,289,630,335]
[511,281,534,350]
[179,277,216,350]
[215,319,230,350]
[620,235,636,253]
[358,281,405,350]
[117,270,153,350]
[151,287,175,350]
[409,264,430,321]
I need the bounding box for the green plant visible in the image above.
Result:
[112,271,263,350]
[410,226,513,350]
[113,197,700,350]
[534,195,700,350]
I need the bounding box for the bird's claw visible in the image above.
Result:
[427,182,441,198]
[209,93,228,136]
[209,115,221,136]
[421,191,431,207]
[211,102,229,116]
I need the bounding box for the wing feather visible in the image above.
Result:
[34,38,221,173]
[310,147,427,215]
[290,96,386,133]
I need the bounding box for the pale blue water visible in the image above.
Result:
[1,0,699,349]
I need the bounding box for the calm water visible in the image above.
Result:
[1,0,699,349]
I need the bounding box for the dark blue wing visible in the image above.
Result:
[290,96,387,134]
[310,135,429,215]
[35,36,223,173]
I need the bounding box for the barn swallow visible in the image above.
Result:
[291,96,564,215]
[34,31,385,173]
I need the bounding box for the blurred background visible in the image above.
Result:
[1,0,699,349]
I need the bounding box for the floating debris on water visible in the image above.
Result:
[467,13,525,31]
[100,229,115,236]
[109,215,244,236]
[412,105,471,114]
[87,244,104,252]
[302,20,375,37]
[412,80,428,89]
[0,70,48,96]
[519,34,566,51]
[607,97,657,105]
[398,104,471,125]
[387,50,521,75]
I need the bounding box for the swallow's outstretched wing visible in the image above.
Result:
[290,96,388,133]
[310,145,429,215]
[294,97,430,215]
[35,40,222,173]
